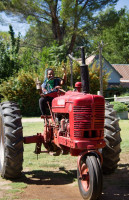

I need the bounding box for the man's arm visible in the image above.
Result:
[41,81,48,93]
[60,70,66,85]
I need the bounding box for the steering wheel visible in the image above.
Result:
[46,77,62,91]
[46,77,63,84]
[41,77,63,97]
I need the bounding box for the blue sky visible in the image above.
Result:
[0,0,129,37]
[0,13,30,37]
[115,0,129,10]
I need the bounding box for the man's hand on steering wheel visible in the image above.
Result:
[54,85,61,89]
[41,77,62,96]
[46,77,63,90]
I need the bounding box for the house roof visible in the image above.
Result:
[85,55,96,65]
[77,55,96,65]
[78,54,122,78]
[112,64,129,82]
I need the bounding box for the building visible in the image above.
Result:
[79,54,122,87]
[77,54,129,96]
[112,64,129,88]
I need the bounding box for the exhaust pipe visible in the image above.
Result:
[80,46,90,93]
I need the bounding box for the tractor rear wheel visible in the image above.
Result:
[77,155,102,200]
[102,102,121,174]
[0,101,23,179]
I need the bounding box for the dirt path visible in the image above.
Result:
[3,152,127,200]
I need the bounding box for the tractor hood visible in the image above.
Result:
[52,91,104,113]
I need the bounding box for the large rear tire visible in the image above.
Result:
[77,155,102,200]
[102,102,121,174]
[0,101,23,179]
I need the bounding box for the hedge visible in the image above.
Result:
[0,70,41,116]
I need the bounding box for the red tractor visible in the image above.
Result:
[0,47,121,200]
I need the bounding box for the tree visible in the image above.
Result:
[0,0,118,53]
[89,61,109,94]
[0,25,20,81]
[89,7,129,64]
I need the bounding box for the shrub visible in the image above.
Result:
[119,92,129,97]
[0,69,41,116]
[89,61,109,94]
[110,101,128,112]
[104,86,129,98]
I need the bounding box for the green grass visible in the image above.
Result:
[0,178,27,200]
[8,182,27,192]
[23,122,77,171]
[23,122,43,136]
[119,120,129,152]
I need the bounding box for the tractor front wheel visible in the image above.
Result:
[77,155,102,200]
[0,101,23,179]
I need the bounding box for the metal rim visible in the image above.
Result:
[81,163,90,192]
[0,115,4,172]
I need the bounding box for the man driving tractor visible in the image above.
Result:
[39,68,66,116]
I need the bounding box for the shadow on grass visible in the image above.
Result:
[12,167,77,186]
[101,163,129,200]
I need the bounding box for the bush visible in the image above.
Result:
[119,92,129,97]
[110,101,128,112]
[104,86,129,98]
[0,70,41,116]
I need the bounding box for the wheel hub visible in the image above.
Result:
[81,163,90,191]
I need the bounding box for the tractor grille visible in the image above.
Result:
[94,104,105,129]
[73,104,104,138]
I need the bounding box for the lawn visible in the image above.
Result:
[119,120,129,152]
[23,121,77,172]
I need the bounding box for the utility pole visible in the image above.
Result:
[99,41,103,96]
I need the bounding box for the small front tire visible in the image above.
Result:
[77,155,102,200]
